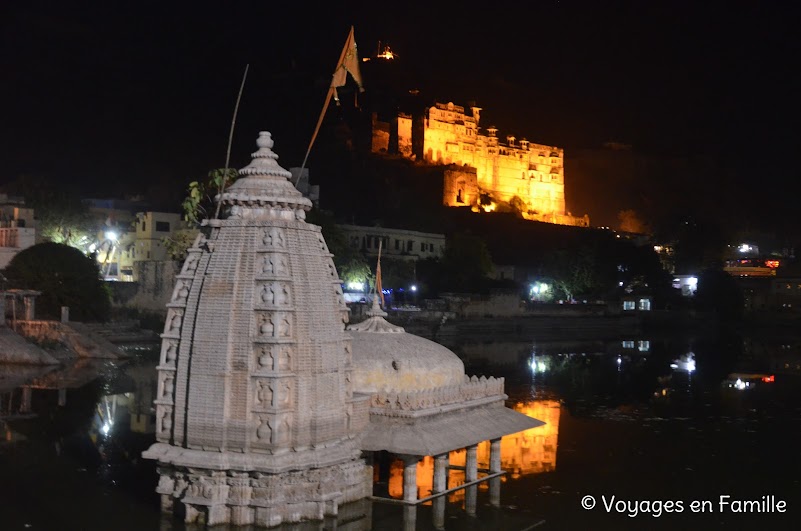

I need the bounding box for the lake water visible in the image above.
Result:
[1,330,799,530]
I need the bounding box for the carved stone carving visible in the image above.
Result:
[261,284,275,305]
[263,227,285,248]
[173,281,190,304]
[159,407,173,435]
[161,372,175,400]
[256,380,273,408]
[256,417,272,442]
[262,254,289,276]
[277,316,291,338]
[276,380,292,408]
[275,284,290,305]
[257,346,274,370]
[278,346,292,371]
[184,253,199,274]
[258,315,274,337]
[166,310,183,334]
[163,341,178,364]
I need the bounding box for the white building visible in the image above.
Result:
[338,224,445,261]
[0,195,36,269]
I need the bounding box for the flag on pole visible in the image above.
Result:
[375,240,385,307]
[331,25,364,105]
[297,26,365,182]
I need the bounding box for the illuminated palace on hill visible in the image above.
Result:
[372,102,589,227]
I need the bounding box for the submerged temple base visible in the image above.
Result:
[151,457,371,526]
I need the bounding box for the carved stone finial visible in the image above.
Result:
[218,132,312,216]
[346,296,404,333]
[367,295,387,317]
[238,131,291,180]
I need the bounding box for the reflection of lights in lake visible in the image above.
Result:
[724,373,773,390]
[102,423,111,435]
[529,356,548,373]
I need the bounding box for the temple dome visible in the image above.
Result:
[347,299,465,393]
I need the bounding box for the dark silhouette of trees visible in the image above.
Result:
[4,243,111,322]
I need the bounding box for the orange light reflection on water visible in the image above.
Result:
[387,400,560,499]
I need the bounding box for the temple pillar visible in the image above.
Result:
[401,455,419,503]
[403,505,417,531]
[489,477,501,507]
[465,444,478,482]
[489,437,502,473]
[489,437,502,507]
[20,386,32,413]
[465,484,477,516]
[433,453,448,493]
[22,295,35,320]
[58,388,67,407]
[433,496,446,529]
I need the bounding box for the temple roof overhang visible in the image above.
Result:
[360,400,543,457]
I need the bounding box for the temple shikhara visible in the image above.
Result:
[143,131,543,527]
[372,101,589,227]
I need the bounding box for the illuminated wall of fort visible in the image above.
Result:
[374,102,588,227]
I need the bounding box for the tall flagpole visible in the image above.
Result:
[296,26,361,186]
[215,63,250,219]
[375,239,385,307]
[296,86,335,185]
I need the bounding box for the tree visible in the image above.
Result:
[4,243,111,321]
[181,168,239,224]
[305,208,372,286]
[695,268,744,322]
[161,229,198,262]
[2,175,94,249]
[542,246,602,301]
[439,232,493,291]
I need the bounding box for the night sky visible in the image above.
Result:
[2,1,799,232]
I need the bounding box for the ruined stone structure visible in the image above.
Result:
[143,132,371,527]
[372,102,589,227]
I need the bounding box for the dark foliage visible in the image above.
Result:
[4,242,111,322]
[694,268,744,322]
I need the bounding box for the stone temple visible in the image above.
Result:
[143,131,542,527]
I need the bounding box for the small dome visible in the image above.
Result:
[348,330,465,393]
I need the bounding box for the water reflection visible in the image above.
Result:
[387,399,561,499]
[3,333,801,530]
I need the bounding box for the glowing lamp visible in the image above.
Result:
[105,231,118,242]
[346,281,365,291]
[410,285,417,292]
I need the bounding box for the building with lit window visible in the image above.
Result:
[338,224,445,261]
[133,211,196,262]
[0,194,36,269]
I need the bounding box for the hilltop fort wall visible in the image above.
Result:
[372,102,588,227]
